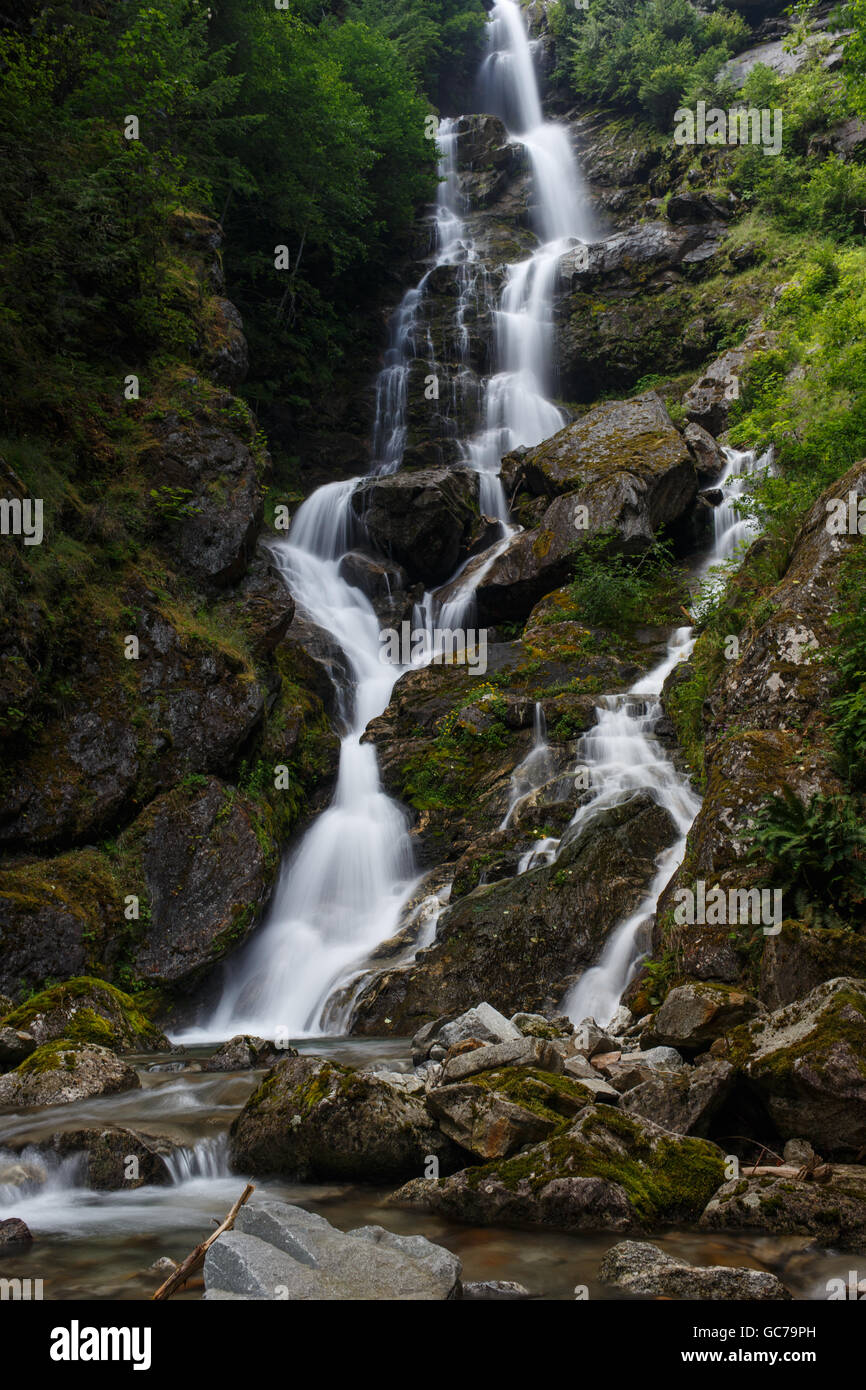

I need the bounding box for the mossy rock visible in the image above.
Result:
[0,1039,140,1106]
[2,977,168,1051]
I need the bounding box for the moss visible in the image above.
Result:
[467,1067,594,1126]
[15,1039,85,1075]
[3,976,163,1047]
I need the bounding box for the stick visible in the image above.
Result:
[152,1183,254,1301]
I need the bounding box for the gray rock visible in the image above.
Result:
[201,1035,286,1073]
[427,1083,559,1160]
[461,1280,530,1300]
[438,1003,523,1053]
[620,1058,735,1136]
[646,982,762,1051]
[684,422,726,482]
[607,1005,633,1037]
[572,1020,617,1058]
[205,1201,461,1300]
[351,467,480,586]
[0,1026,36,1069]
[0,1041,140,1107]
[700,1167,866,1251]
[683,329,777,436]
[440,1035,564,1084]
[599,1240,791,1300]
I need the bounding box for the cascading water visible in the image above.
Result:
[562,446,772,1025]
[501,702,553,828]
[178,0,595,1040]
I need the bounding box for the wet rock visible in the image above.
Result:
[337,550,417,626]
[728,977,866,1157]
[599,1240,791,1300]
[0,1041,140,1107]
[390,1105,726,1234]
[201,1035,287,1073]
[350,791,678,1033]
[233,546,295,658]
[48,1127,173,1189]
[0,1218,32,1246]
[228,1056,463,1182]
[620,1057,735,1136]
[684,422,726,482]
[682,327,777,436]
[204,1199,461,1300]
[350,467,480,586]
[461,1280,530,1300]
[0,978,168,1052]
[645,982,763,1051]
[0,1027,36,1070]
[205,297,249,389]
[480,394,696,621]
[700,1167,866,1252]
[130,777,276,991]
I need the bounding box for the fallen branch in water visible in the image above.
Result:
[152,1182,254,1301]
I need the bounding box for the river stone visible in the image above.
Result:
[440,1035,564,1084]
[390,1104,726,1234]
[0,977,168,1052]
[201,1035,285,1072]
[0,1218,32,1246]
[350,467,480,586]
[426,1068,593,1160]
[599,1240,791,1300]
[47,1127,173,1189]
[228,1055,462,1181]
[728,977,866,1157]
[205,1201,460,1300]
[699,1167,866,1252]
[646,982,762,1051]
[0,1041,140,1107]
[620,1057,735,1136]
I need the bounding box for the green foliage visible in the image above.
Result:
[549,0,747,128]
[568,531,678,629]
[345,0,488,103]
[749,786,866,923]
[828,551,866,789]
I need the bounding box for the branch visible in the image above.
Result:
[152,1183,254,1301]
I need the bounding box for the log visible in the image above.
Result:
[152,1182,254,1301]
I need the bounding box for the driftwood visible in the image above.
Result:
[152,1183,254,1301]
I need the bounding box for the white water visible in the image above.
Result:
[501,702,554,828]
[562,447,772,1025]
[175,0,594,1040]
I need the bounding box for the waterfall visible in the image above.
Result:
[562,447,772,1026]
[185,0,594,1041]
[501,702,553,828]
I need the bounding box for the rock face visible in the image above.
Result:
[598,1240,791,1300]
[759,923,866,1009]
[130,778,276,990]
[228,1056,463,1181]
[350,467,481,585]
[682,329,777,436]
[0,1041,140,1107]
[0,978,167,1052]
[391,1104,726,1234]
[204,1200,461,1301]
[729,978,866,1157]
[478,394,696,620]
[700,1167,866,1252]
[350,791,678,1033]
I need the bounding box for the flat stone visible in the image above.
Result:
[599,1240,791,1300]
[441,1036,564,1084]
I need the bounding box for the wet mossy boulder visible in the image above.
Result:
[390,1104,727,1234]
[599,1239,791,1300]
[1,977,167,1052]
[350,467,481,586]
[728,977,866,1157]
[620,1056,735,1137]
[0,1040,140,1107]
[228,1056,464,1182]
[426,1066,596,1160]
[700,1166,866,1252]
[40,1126,173,1190]
[645,981,763,1052]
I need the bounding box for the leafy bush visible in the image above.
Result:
[568,531,678,629]
[748,786,866,923]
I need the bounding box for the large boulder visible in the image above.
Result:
[620,1057,735,1136]
[646,982,762,1051]
[390,1104,726,1234]
[729,977,866,1156]
[759,923,866,1009]
[478,394,696,621]
[204,1200,461,1300]
[349,790,678,1033]
[201,1035,284,1073]
[40,1127,172,1190]
[700,1167,866,1252]
[0,978,167,1052]
[426,1066,596,1160]
[228,1056,463,1181]
[599,1240,790,1300]
[682,328,777,436]
[350,468,481,586]
[0,1041,140,1107]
